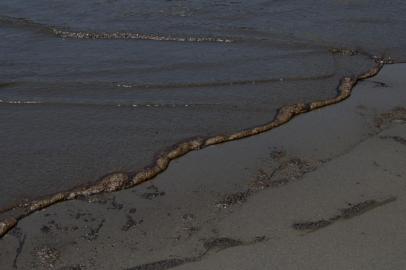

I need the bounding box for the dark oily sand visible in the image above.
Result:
[292,197,397,232]
[0,0,403,208]
[126,237,264,270]
[0,64,405,269]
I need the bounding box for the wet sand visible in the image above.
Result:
[0,64,405,269]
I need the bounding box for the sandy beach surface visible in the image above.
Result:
[0,64,405,269]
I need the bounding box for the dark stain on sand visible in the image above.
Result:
[370,80,390,88]
[57,265,84,270]
[293,197,397,232]
[379,135,406,145]
[11,227,26,269]
[216,150,321,209]
[140,185,166,200]
[216,191,250,208]
[127,258,196,270]
[374,107,406,129]
[126,236,266,270]
[83,219,105,241]
[122,215,139,232]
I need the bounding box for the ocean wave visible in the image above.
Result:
[0,71,336,94]
[0,99,41,104]
[114,73,336,89]
[0,15,235,43]
[0,99,221,108]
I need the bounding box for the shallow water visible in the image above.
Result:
[0,0,405,208]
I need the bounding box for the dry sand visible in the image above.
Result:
[0,64,405,270]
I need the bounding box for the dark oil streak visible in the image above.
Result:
[127,236,265,270]
[379,135,406,145]
[293,197,397,232]
[12,232,26,269]
[127,258,197,270]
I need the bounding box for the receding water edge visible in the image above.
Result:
[0,58,389,238]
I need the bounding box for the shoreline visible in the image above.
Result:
[0,60,386,238]
[0,63,404,269]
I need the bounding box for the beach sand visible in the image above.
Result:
[0,64,405,269]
